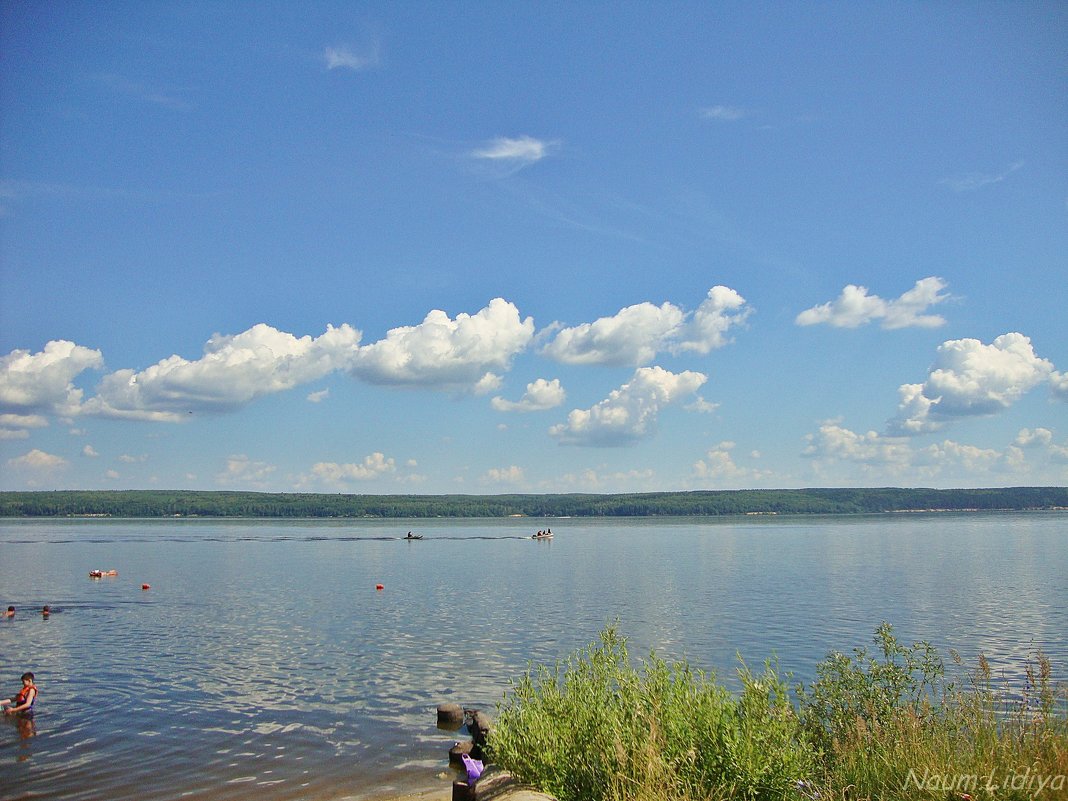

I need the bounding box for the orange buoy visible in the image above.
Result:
[375,584,384,591]
[141,584,151,590]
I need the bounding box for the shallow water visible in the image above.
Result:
[1,513,1065,801]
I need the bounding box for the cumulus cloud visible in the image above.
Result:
[84,323,360,422]
[306,389,330,403]
[492,378,566,412]
[550,366,706,446]
[541,287,749,366]
[889,333,1056,435]
[692,441,772,485]
[803,423,913,470]
[82,445,99,457]
[795,277,950,330]
[1014,428,1053,448]
[310,453,396,484]
[0,340,104,422]
[803,422,1064,482]
[471,135,556,164]
[482,465,525,485]
[6,448,68,472]
[674,286,752,353]
[216,454,277,488]
[1051,371,1068,402]
[350,298,534,392]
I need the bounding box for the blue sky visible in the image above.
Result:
[1,1,1066,493]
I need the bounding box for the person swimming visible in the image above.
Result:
[2,606,13,618]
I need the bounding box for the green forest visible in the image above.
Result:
[0,487,1064,518]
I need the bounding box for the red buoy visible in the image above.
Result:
[141,584,151,590]
[375,584,384,591]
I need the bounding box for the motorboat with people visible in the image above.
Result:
[404,531,423,540]
[531,529,553,539]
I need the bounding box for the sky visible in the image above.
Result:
[1,1,1066,494]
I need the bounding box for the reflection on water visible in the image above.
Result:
[1,513,1065,801]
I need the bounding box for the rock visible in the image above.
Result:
[449,740,474,767]
[438,703,465,728]
[452,780,474,801]
[468,710,493,745]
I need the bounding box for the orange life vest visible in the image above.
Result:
[14,682,37,709]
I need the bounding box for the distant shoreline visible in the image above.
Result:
[1,487,1065,519]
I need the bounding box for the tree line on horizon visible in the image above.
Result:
[0,487,1065,518]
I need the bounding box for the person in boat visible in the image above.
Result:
[2,672,37,717]
[405,531,421,539]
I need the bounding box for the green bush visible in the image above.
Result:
[487,624,817,801]
[487,623,1068,801]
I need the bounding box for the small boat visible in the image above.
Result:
[404,532,423,540]
[531,532,553,540]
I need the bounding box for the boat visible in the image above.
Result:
[404,532,423,540]
[531,532,553,540]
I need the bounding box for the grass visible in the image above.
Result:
[486,624,1068,801]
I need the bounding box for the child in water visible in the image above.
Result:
[1,672,37,717]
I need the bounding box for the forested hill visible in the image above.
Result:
[0,487,1065,518]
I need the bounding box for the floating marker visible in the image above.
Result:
[375,584,384,591]
[141,584,151,590]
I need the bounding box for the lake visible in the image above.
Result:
[1,512,1065,801]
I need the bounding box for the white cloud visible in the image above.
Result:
[83,445,99,457]
[685,396,720,414]
[1051,371,1068,402]
[693,441,772,484]
[547,467,656,492]
[492,378,566,412]
[118,454,147,463]
[310,453,396,484]
[105,469,120,480]
[216,454,277,489]
[674,286,752,353]
[0,340,104,419]
[6,448,68,471]
[550,366,706,446]
[941,161,1023,192]
[889,333,1056,434]
[85,323,360,421]
[1014,428,1054,448]
[324,45,379,71]
[699,105,749,121]
[541,286,749,366]
[795,277,950,330]
[306,388,330,403]
[802,422,1063,482]
[482,465,525,485]
[471,135,556,164]
[350,298,534,392]
[803,423,913,470]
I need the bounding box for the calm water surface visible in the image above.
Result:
[1,513,1065,801]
